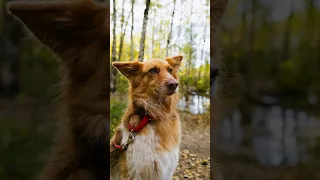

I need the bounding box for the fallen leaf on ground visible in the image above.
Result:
[174,149,210,179]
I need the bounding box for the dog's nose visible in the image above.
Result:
[167,79,179,90]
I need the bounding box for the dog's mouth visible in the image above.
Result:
[166,88,178,96]
[155,85,178,96]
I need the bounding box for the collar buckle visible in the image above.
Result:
[114,113,152,151]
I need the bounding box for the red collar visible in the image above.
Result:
[128,113,152,132]
[114,113,152,150]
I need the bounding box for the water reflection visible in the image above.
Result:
[218,106,320,166]
[178,94,209,115]
[220,110,243,153]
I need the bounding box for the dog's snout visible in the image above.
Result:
[167,79,179,90]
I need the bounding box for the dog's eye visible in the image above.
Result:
[149,68,158,74]
[168,68,173,73]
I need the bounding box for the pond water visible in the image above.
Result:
[177,93,320,166]
[217,106,320,166]
[178,94,209,115]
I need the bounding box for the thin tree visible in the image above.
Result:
[177,0,184,52]
[211,1,229,180]
[118,0,130,62]
[111,0,117,92]
[282,0,294,61]
[205,56,209,83]
[304,0,315,56]
[241,0,247,52]
[247,0,256,76]
[130,0,135,60]
[151,0,157,58]
[186,1,194,93]
[165,0,176,57]
[198,0,209,83]
[281,0,294,163]
[157,9,163,58]
[151,19,155,58]
[138,0,151,61]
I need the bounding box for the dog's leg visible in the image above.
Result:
[7,0,110,179]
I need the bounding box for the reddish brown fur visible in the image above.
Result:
[110,56,183,177]
[7,0,110,179]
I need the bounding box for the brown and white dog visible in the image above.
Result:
[110,56,183,180]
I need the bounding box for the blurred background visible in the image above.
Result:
[0,0,60,179]
[110,0,210,179]
[214,0,320,179]
[0,0,111,179]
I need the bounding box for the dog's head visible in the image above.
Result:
[113,55,183,98]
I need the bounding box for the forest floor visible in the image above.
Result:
[214,151,320,180]
[173,111,210,180]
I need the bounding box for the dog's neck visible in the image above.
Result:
[122,93,179,129]
[133,94,178,117]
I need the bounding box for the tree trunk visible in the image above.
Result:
[241,0,247,53]
[282,0,293,61]
[130,0,135,61]
[0,0,22,99]
[238,0,256,127]
[138,0,151,62]
[118,0,130,62]
[198,0,209,84]
[242,0,256,124]
[111,0,117,92]
[151,1,157,58]
[186,1,193,93]
[248,0,256,65]
[177,0,184,52]
[165,0,176,57]
[157,15,163,58]
[210,1,229,180]
[304,0,315,59]
[151,21,155,58]
[282,0,294,160]
[205,55,210,83]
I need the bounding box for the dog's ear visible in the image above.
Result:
[6,0,108,59]
[112,61,143,79]
[166,55,183,71]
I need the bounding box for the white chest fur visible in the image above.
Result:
[118,124,180,180]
